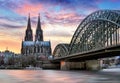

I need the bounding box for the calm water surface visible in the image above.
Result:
[0,70,120,83]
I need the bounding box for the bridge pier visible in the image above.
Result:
[60,60,69,70]
[60,60,101,70]
[86,60,101,70]
[60,61,86,70]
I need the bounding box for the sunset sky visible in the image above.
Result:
[0,0,120,53]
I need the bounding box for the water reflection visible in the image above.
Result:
[0,70,87,83]
[7,70,36,80]
[0,70,119,83]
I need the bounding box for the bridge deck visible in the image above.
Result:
[52,45,120,62]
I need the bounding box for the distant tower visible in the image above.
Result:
[35,14,43,41]
[24,14,33,41]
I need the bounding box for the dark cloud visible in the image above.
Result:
[0,0,23,9]
[28,0,99,5]
[110,0,120,2]
[28,0,69,4]
[0,15,45,29]
[28,0,99,11]
[0,0,99,13]
[0,0,99,29]
[0,16,26,23]
[0,23,25,28]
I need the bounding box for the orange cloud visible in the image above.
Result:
[15,2,43,16]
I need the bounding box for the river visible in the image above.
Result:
[0,70,120,83]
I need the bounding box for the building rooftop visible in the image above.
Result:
[23,41,50,47]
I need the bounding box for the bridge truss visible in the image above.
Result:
[53,10,120,58]
[53,44,69,58]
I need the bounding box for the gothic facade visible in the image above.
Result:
[21,14,51,58]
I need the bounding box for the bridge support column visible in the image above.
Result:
[60,61,86,70]
[60,60,70,70]
[60,60,101,70]
[86,60,101,70]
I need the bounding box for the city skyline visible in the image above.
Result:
[0,0,120,53]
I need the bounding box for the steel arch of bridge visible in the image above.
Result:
[53,10,120,58]
[53,44,69,58]
[69,10,120,54]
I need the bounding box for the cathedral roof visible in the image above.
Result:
[23,41,34,46]
[22,41,50,47]
[35,41,50,46]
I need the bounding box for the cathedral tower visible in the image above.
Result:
[24,14,33,41]
[35,14,43,41]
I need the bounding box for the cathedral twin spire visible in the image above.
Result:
[35,14,43,41]
[24,13,43,41]
[27,13,31,30]
[25,14,33,41]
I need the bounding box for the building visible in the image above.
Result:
[0,50,15,65]
[21,14,51,59]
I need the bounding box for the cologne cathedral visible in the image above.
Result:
[21,14,51,58]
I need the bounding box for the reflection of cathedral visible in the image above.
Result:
[21,14,51,58]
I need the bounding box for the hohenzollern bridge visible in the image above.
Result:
[44,10,120,70]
